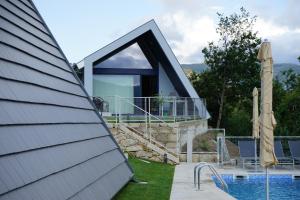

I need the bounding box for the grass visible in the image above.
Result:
[113,157,175,200]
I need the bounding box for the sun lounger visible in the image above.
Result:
[288,140,300,165]
[274,140,294,167]
[238,140,259,168]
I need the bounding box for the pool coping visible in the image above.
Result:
[170,163,236,200]
[170,163,300,200]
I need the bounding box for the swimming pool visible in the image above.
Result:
[212,174,300,200]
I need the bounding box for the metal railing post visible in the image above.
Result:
[193,98,196,120]
[184,97,187,121]
[148,97,151,143]
[114,96,117,125]
[144,97,148,137]
[118,97,121,124]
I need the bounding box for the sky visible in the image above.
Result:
[34,0,300,64]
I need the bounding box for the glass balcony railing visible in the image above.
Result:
[92,96,207,123]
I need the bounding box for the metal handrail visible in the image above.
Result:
[123,125,178,157]
[194,162,228,192]
[117,96,175,125]
[115,95,179,156]
[94,95,207,121]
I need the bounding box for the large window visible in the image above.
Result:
[93,75,140,114]
[94,43,152,69]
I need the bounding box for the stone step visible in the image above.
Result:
[167,134,177,142]
[119,124,179,164]
[166,142,177,149]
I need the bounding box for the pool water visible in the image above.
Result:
[212,174,300,200]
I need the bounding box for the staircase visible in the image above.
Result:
[119,123,180,164]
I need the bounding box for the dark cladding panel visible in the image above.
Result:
[0,79,91,109]
[1,0,47,33]
[0,124,109,156]
[0,61,85,96]
[0,17,63,58]
[0,101,101,125]
[0,0,133,199]
[0,45,77,83]
[0,6,55,45]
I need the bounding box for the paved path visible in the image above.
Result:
[170,163,235,200]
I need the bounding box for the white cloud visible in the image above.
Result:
[156,12,217,63]
[255,18,289,38]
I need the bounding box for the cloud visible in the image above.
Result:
[152,0,300,64]
[156,12,217,63]
[278,0,300,30]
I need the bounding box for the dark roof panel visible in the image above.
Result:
[0,0,133,199]
[0,18,63,58]
[0,47,77,82]
[0,79,91,109]
[1,1,47,33]
[0,124,108,156]
[8,0,42,23]
[1,30,70,70]
[0,6,56,45]
[0,61,84,96]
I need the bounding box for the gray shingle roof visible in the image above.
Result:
[0,0,133,199]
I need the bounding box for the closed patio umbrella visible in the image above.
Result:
[252,87,259,170]
[257,40,278,200]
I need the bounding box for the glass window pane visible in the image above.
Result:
[93,75,137,114]
[94,43,152,69]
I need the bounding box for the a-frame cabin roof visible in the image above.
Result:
[79,20,210,119]
[0,0,133,199]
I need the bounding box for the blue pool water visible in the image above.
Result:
[212,174,300,200]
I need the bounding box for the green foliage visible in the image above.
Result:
[281,69,299,91]
[194,7,261,130]
[114,157,174,200]
[199,139,210,151]
[190,8,300,136]
[72,63,84,81]
[223,106,252,136]
[274,70,300,136]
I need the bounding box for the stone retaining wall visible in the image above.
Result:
[108,119,209,164]
[110,128,171,163]
[179,153,217,162]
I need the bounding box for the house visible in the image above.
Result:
[78,20,210,163]
[0,0,133,199]
[78,20,209,119]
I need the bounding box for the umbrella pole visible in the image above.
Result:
[255,138,257,171]
[266,167,269,200]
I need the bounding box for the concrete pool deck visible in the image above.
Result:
[170,163,300,200]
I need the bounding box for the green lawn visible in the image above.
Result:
[113,157,175,200]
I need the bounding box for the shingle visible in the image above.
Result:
[1,30,70,70]
[0,124,109,155]
[0,79,91,109]
[0,137,117,195]
[18,0,34,10]
[0,65,85,97]
[1,0,47,33]
[7,0,41,23]
[0,7,55,45]
[1,17,63,58]
[0,0,133,199]
[0,45,76,82]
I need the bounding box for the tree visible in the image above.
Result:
[281,69,298,91]
[201,7,261,128]
[72,63,84,82]
[274,68,300,136]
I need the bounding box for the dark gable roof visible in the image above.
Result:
[0,0,133,199]
[79,20,210,119]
